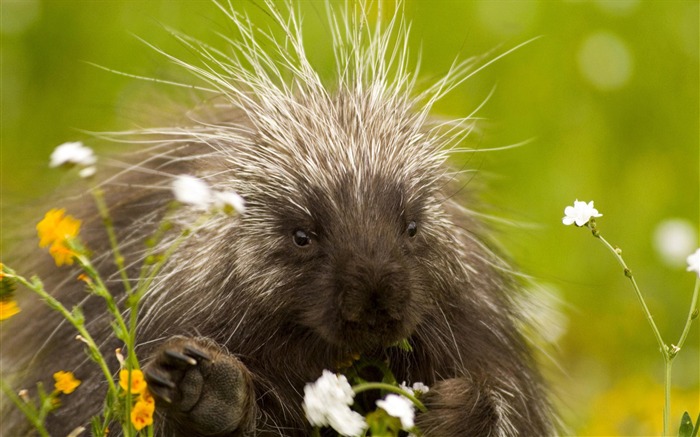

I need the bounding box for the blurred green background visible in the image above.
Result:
[1,1,698,435]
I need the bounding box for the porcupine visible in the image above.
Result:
[1,1,555,436]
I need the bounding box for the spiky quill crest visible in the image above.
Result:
[1,1,555,436]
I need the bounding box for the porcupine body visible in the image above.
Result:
[2,2,555,436]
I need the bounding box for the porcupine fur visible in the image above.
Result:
[1,1,556,436]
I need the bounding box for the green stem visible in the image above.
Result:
[75,254,132,351]
[91,188,133,295]
[352,382,427,413]
[0,380,50,437]
[594,233,668,359]
[675,277,699,351]
[9,271,117,397]
[664,359,672,436]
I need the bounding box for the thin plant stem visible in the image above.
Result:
[8,271,118,397]
[593,231,668,358]
[91,188,133,295]
[675,277,700,350]
[665,360,673,436]
[0,380,50,437]
[352,382,427,413]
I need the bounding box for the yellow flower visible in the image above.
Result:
[119,369,147,395]
[0,263,17,299]
[130,396,155,431]
[0,299,20,321]
[36,209,81,266]
[53,371,81,395]
[139,388,155,406]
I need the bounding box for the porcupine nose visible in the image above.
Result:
[336,251,408,325]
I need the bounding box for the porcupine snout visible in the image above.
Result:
[334,248,410,328]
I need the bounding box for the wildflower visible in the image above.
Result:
[50,142,96,168]
[687,248,700,277]
[303,370,367,436]
[562,200,602,227]
[36,209,81,266]
[376,394,415,430]
[0,299,20,321]
[53,371,81,395]
[214,191,246,214]
[139,388,155,406]
[172,175,213,208]
[119,369,147,395]
[399,381,429,396]
[130,395,155,431]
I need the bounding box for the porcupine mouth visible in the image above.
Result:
[333,317,413,352]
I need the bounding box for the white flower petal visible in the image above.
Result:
[172,175,213,208]
[214,191,246,214]
[50,141,96,168]
[303,370,366,436]
[376,394,415,430]
[687,248,700,277]
[562,199,602,227]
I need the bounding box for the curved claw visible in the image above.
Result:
[183,345,211,362]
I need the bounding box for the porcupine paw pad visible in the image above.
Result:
[144,336,251,435]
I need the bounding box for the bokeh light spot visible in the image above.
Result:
[577,31,634,91]
[475,0,538,37]
[653,218,698,268]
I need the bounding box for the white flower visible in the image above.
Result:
[172,175,213,208]
[562,200,602,227]
[399,381,429,396]
[687,248,700,277]
[376,394,415,430]
[303,370,366,436]
[214,191,246,214]
[50,141,97,168]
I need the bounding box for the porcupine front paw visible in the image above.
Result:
[415,378,516,437]
[144,336,255,437]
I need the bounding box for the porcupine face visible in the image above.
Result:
[232,94,442,353]
[286,174,432,351]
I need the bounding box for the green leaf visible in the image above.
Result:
[392,338,413,353]
[692,412,700,437]
[679,412,693,437]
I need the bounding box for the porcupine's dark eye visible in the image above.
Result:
[292,229,311,247]
[406,221,418,238]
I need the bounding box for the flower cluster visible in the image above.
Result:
[36,209,82,266]
[53,371,81,395]
[172,175,245,214]
[119,369,154,431]
[50,141,97,178]
[303,370,367,436]
[562,200,602,227]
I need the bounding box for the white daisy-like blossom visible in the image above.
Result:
[376,394,415,430]
[687,248,700,277]
[172,175,213,209]
[303,370,366,437]
[399,381,429,396]
[562,199,602,227]
[50,141,97,168]
[214,191,246,214]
